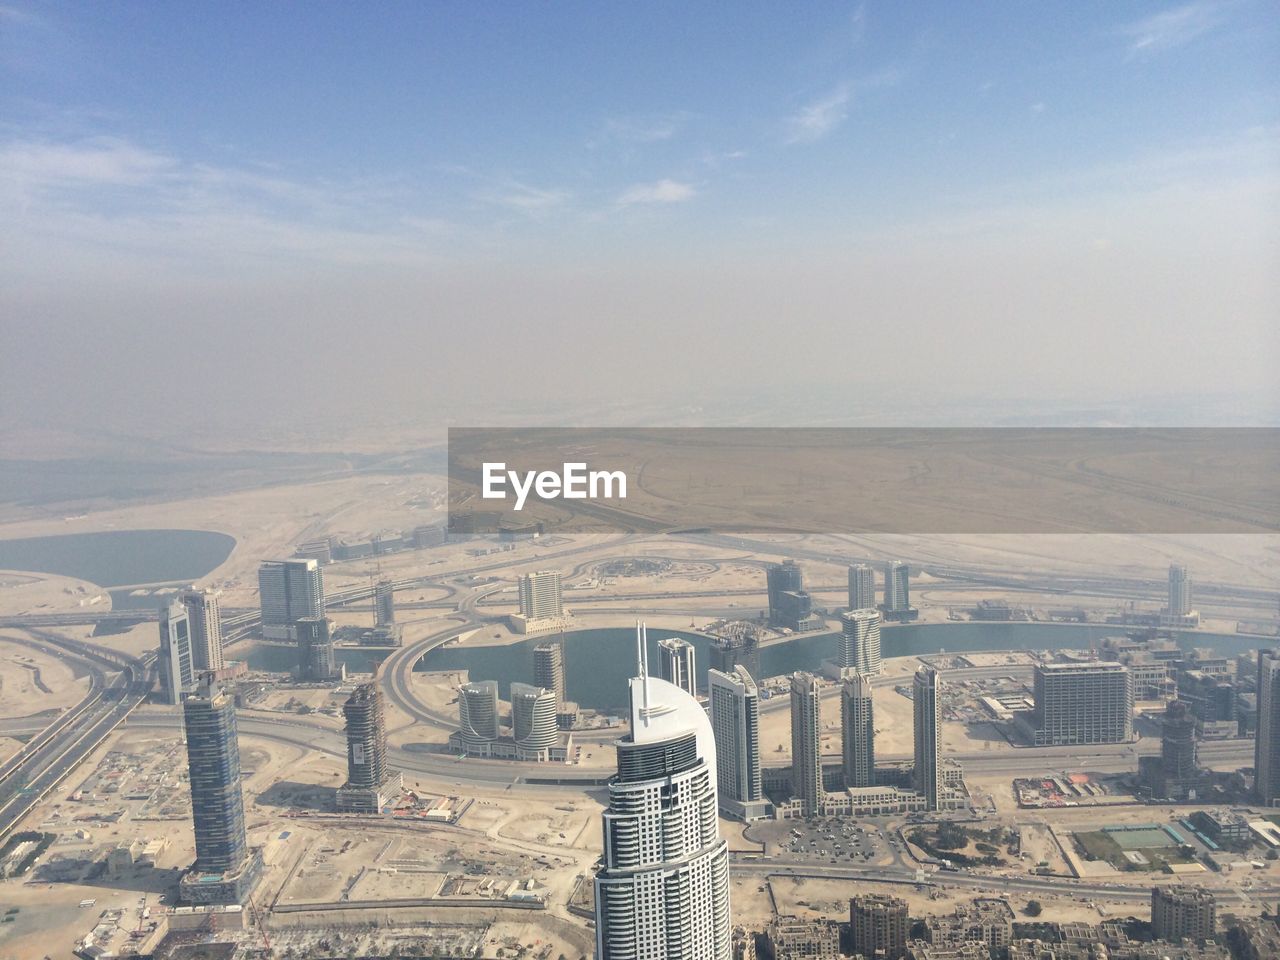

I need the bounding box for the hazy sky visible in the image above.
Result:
[2,2,1277,436]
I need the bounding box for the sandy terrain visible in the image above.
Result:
[0,635,91,718]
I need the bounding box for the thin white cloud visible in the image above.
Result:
[616,179,696,205]
[0,137,175,186]
[1121,2,1225,56]
[785,85,852,144]
[599,112,689,145]
[784,68,901,145]
[479,180,569,212]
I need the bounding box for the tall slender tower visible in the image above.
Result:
[1256,650,1280,806]
[709,665,767,820]
[158,600,194,705]
[658,636,698,697]
[1168,564,1192,617]
[848,563,876,611]
[532,639,568,703]
[374,578,396,627]
[839,608,882,676]
[180,588,224,673]
[337,679,400,813]
[594,625,731,960]
[883,561,909,613]
[913,665,941,811]
[179,675,259,904]
[841,673,876,789]
[790,672,824,816]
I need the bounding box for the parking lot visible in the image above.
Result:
[746,817,897,866]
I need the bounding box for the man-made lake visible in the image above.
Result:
[0,529,235,588]
[409,622,1266,713]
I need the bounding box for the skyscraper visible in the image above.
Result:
[841,673,876,789]
[883,561,909,612]
[658,636,697,697]
[458,680,500,754]
[532,639,567,703]
[258,558,325,640]
[850,894,909,960]
[1031,661,1133,746]
[1157,699,1199,800]
[790,672,824,817]
[708,628,761,683]
[766,560,814,632]
[518,570,563,619]
[848,563,876,611]
[510,683,559,761]
[337,680,400,813]
[709,665,767,820]
[180,588,224,673]
[913,666,940,811]
[1168,563,1192,617]
[295,616,337,682]
[374,578,395,627]
[594,625,731,960]
[839,608,882,676]
[180,676,258,904]
[158,600,194,704]
[1255,650,1280,806]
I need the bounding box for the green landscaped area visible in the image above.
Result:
[1073,827,1198,872]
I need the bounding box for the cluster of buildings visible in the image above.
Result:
[451,633,577,762]
[750,887,1228,960]
[294,524,445,564]
[774,663,965,820]
[764,558,917,633]
[174,670,398,906]
[157,587,240,704]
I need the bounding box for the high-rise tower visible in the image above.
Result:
[374,578,396,627]
[158,600,194,704]
[913,665,940,811]
[1168,564,1192,617]
[594,625,731,960]
[295,616,337,682]
[883,561,909,612]
[708,665,768,820]
[532,639,568,703]
[258,558,325,640]
[518,570,563,619]
[510,683,559,761]
[841,673,876,789]
[848,563,876,611]
[658,636,697,697]
[790,672,824,816]
[458,680,501,755]
[179,676,259,904]
[839,608,882,676]
[1256,650,1280,806]
[180,588,224,673]
[337,679,400,813]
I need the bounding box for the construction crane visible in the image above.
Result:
[246,893,271,952]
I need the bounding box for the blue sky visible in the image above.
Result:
[1,2,1278,430]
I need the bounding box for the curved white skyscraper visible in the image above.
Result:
[840,608,882,676]
[594,625,732,960]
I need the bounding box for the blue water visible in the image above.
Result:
[418,622,1267,712]
[0,529,235,587]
